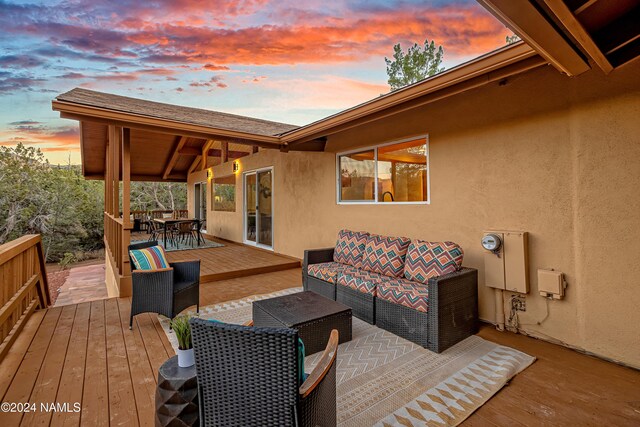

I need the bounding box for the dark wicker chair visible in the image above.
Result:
[190,318,338,427]
[128,240,200,329]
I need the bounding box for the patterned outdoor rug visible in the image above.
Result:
[160,288,535,426]
[159,239,223,252]
[130,234,224,252]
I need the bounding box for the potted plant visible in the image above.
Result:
[171,315,194,367]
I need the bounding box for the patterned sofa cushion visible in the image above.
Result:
[336,266,388,296]
[333,229,369,268]
[403,240,464,283]
[378,277,429,313]
[307,262,348,284]
[361,234,411,278]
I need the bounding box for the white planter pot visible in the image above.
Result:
[177,348,195,368]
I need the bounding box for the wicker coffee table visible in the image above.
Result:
[253,291,352,355]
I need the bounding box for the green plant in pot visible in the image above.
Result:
[171,315,194,367]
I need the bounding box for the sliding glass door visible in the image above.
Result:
[244,168,273,249]
[194,182,207,219]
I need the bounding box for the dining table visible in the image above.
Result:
[153,218,203,248]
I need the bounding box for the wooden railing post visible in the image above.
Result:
[121,127,131,228]
[0,234,51,362]
[112,126,121,217]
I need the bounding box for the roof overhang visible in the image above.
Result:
[52,99,282,149]
[477,0,640,76]
[282,42,547,145]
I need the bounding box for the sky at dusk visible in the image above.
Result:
[0,0,512,164]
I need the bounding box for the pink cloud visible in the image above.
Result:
[5,2,508,69]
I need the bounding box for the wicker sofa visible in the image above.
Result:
[303,230,478,353]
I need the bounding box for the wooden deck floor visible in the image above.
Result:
[160,237,300,282]
[1,268,639,426]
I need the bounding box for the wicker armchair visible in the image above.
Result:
[128,240,200,329]
[190,318,338,427]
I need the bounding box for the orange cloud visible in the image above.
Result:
[6,2,508,70]
[122,5,508,66]
[0,123,80,154]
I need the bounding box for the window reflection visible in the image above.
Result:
[337,138,428,203]
[213,175,236,212]
[339,150,375,201]
[377,139,428,202]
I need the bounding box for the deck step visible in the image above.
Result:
[162,239,301,284]
[198,260,300,283]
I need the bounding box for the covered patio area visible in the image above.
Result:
[51,88,317,297]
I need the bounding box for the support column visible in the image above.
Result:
[221,142,229,163]
[105,127,112,215]
[120,127,132,294]
[121,128,131,227]
[112,126,121,217]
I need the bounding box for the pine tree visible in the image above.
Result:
[385,38,445,91]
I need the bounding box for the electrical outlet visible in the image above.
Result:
[511,296,526,312]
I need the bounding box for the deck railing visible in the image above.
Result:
[104,212,132,296]
[0,234,50,363]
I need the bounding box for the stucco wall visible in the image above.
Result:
[187,169,208,220]
[192,61,640,368]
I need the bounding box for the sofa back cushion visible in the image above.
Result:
[361,234,411,278]
[333,229,369,268]
[403,240,464,283]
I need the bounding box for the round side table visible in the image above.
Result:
[155,356,199,427]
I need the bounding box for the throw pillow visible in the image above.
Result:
[361,234,411,278]
[403,240,464,283]
[333,229,369,268]
[129,245,169,270]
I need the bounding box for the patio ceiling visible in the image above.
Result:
[478,0,640,75]
[77,122,268,181]
[53,88,303,182]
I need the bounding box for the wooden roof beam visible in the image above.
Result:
[162,136,188,179]
[188,156,202,174]
[221,142,229,163]
[85,173,186,182]
[179,147,252,158]
[200,139,215,171]
[542,0,613,74]
[477,0,590,76]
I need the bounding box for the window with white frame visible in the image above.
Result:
[337,137,429,204]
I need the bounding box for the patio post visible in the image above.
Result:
[103,125,133,297]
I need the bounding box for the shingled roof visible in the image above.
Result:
[56,88,299,137]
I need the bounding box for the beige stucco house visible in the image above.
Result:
[52,1,640,370]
